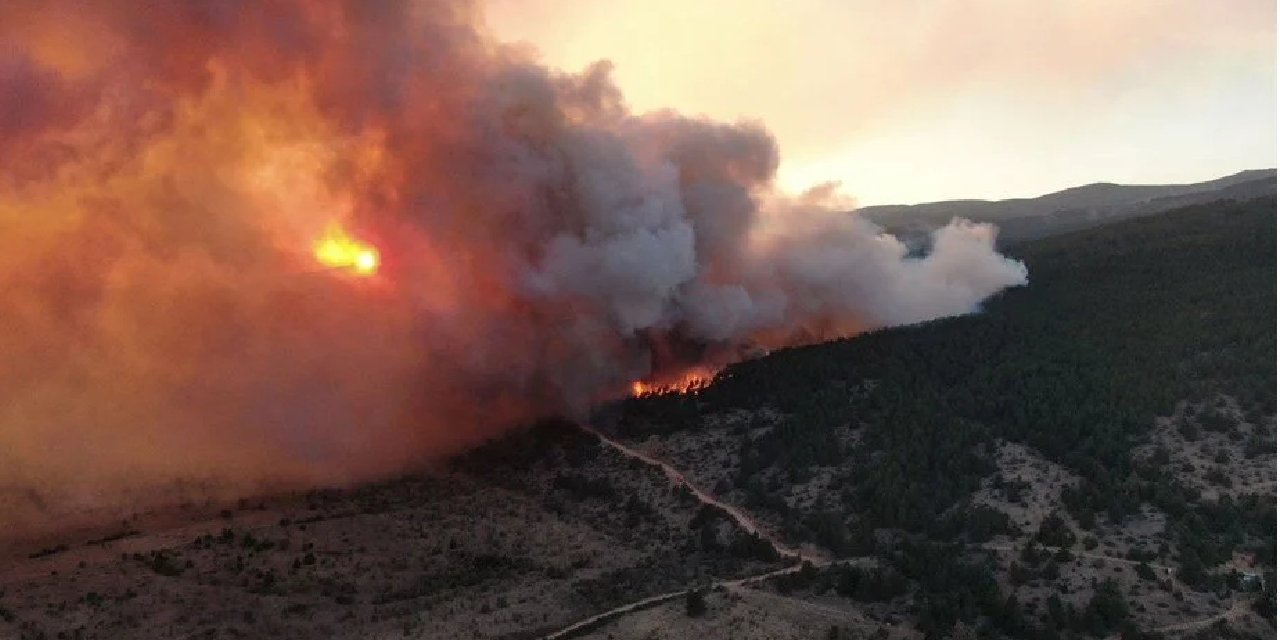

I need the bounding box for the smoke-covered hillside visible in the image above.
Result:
[1,194,1272,639]
[597,194,1276,638]
[0,0,1027,528]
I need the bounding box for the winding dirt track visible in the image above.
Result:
[1100,596,1256,640]
[538,425,830,640]
[1149,597,1254,635]
[538,563,814,640]
[540,424,1268,640]
[583,424,824,564]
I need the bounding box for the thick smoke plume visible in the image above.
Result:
[0,0,1026,533]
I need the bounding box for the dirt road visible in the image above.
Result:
[538,425,833,640]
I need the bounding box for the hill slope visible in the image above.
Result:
[603,195,1276,638]
[0,196,1273,640]
[858,169,1276,245]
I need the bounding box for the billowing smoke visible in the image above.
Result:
[0,0,1026,533]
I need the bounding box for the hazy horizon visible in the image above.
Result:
[858,165,1277,207]
[485,0,1277,206]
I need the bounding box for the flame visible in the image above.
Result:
[630,367,717,397]
[314,223,380,277]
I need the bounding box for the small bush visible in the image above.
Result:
[685,589,707,617]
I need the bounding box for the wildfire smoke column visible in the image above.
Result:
[0,0,1027,532]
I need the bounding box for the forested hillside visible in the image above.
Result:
[602,196,1276,637]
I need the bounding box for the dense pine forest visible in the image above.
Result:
[598,196,1276,638]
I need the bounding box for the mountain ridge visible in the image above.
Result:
[858,168,1277,244]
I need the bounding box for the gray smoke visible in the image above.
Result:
[0,0,1026,535]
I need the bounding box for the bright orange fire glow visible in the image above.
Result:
[630,368,717,397]
[314,224,380,277]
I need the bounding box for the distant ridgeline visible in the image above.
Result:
[603,194,1276,637]
[858,168,1277,246]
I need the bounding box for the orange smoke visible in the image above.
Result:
[0,0,1026,535]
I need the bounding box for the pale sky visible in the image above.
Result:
[483,1,1276,205]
